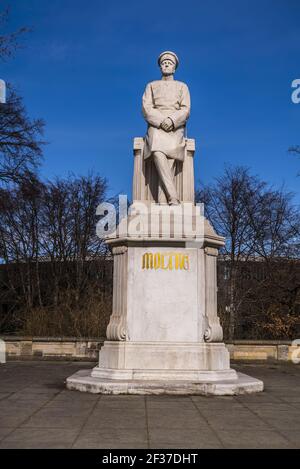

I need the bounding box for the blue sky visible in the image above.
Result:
[2,0,300,201]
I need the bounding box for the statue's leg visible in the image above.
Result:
[168,158,177,183]
[153,152,179,204]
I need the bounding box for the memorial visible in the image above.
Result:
[67,52,263,395]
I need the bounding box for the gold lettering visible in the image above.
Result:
[161,254,168,270]
[168,253,173,270]
[174,253,185,270]
[142,253,153,269]
[154,252,161,270]
[183,255,190,270]
[142,252,190,271]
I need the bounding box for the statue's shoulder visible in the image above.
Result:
[145,80,189,90]
[175,80,189,89]
[147,80,161,87]
[143,80,160,93]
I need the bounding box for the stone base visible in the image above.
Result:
[66,370,264,396]
[66,340,264,395]
[94,341,234,380]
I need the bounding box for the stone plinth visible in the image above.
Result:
[67,370,263,396]
[66,139,263,395]
[67,224,263,395]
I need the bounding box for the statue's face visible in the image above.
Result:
[160,59,176,76]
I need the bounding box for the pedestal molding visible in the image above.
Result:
[106,246,128,341]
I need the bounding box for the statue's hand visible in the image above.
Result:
[161,117,174,132]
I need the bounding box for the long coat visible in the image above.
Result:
[142,79,191,161]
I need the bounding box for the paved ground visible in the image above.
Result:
[0,361,299,448]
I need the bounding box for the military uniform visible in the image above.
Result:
[142,79,191,161]
[142,51,191,204]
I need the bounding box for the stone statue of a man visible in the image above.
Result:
[142,51,191,205]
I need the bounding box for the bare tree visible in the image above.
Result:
[0,174,112,337]
[197,166,265,339]
[40,175,109,306]
[0,6,29,61]
[0,86,44,185]
[0,5,42,185]
[197,166,300,340]
[249,188,300,259]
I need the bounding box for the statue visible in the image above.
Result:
[66,52,264,396]
[142,51,191,205]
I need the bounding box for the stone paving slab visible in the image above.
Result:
[72,427,149,449]
[0,361,299,449]
[148,427,223,449]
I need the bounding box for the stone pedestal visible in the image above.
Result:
[67,225,264,395]
[66,139,263,395]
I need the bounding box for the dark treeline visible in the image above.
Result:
[0,174,113,337]
[197,166,300,340]
[1,6,299,340]
[0,165,299,340]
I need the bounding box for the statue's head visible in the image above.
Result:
[158,51,179,77]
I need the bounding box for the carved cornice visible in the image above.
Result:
[204,247,219,257]
[112,246,128,256]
